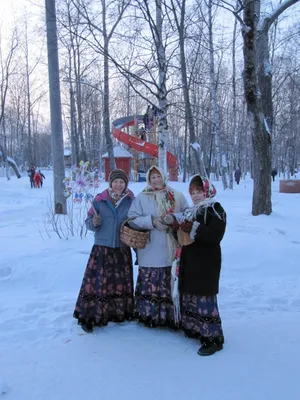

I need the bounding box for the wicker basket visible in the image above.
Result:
[120,218,150,249]
[177,229,194,246]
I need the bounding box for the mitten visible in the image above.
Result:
[152,217,168,231]
[179,220,193,233]
[92,213,101,227]
[170,220,179,231]
[163,214,179,230]
[163,214,175,225]
[189,221,200,239]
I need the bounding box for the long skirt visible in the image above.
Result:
[134,266,179,328]
[73,245,134,328]
[181,294,224,344]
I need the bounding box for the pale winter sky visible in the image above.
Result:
[0,0,28,24]
[0,0,50,121]
[0,0,44,34]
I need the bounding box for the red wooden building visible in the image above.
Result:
[102,146,133,181]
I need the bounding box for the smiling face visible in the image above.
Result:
[149,171,164,189]
[190,188,205,205]
[111,178,126,195]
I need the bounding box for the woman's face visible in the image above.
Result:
[149,172,163,189]
[190,188,205,205]
[111,178,126,194]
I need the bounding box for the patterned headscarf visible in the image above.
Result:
[189,175,217,199]
[186,175,224,222]
[143,165,176,216]
[146,165,166,187]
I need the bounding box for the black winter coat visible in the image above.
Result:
[179,202,226,296]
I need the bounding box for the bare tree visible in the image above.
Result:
[71,0,132,172]
[168,0,207,177]
[207,0,228,189]
[240,0,299,215]
[228,2,239,190]
[45,0,67,214]
[0,27,20,179]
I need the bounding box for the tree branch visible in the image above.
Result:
[259,0,300,32]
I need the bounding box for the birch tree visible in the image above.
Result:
[118,0,177,176]
[153,0,168,174]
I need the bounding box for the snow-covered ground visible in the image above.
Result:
[1,171,300,400]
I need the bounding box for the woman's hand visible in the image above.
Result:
[152,217,168,231]
[163,214,179,230]
[163,214,175,224]
[92,213,101,227]
[179,220,193,233]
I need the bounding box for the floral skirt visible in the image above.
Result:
[181,294,224,344]
[73,245,134,328]
[134,266,179,328]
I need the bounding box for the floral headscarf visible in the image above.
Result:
[184,174,224,222]
[189,175,217,199]
[108,188,131,207]
[143,165,176,216]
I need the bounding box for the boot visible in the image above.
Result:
[81,323,93,333]
[197,338,223,356]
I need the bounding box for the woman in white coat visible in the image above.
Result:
[128,165,188,328]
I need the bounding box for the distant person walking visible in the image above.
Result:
[34,171,42,188]
[271,168,278,182]
[234,168,242,185]
[39,170,46,187]
[27,166,35,188]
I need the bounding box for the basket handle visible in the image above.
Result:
[121,217,136,228]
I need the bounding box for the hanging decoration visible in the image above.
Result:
[63,161,99,208]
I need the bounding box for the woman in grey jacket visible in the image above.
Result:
[73,169,135,333]
[128,165,188,328]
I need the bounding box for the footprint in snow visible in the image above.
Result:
[0,267,12,279]
[275,228,286,235]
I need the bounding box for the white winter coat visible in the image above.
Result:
[127,189,188,267]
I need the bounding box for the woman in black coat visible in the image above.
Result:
[178,175,226,356]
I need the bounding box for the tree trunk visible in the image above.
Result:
[70,85,78,165]
[208,0,228,189]
[25,23,33,166]
[229,9,238,190]
[66,5,79,165]
[257,28,273,138]
[102,0,116,173]
[75,45,86,162]
[0,143,21,178]
[103,36,116,173]
[183,119,188,182]
[1,118,10,180]
[156,0,168,176]
[241,0,299,214]
[45,0,67,214]
[171,0,206,177]
[242,0,272,215]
